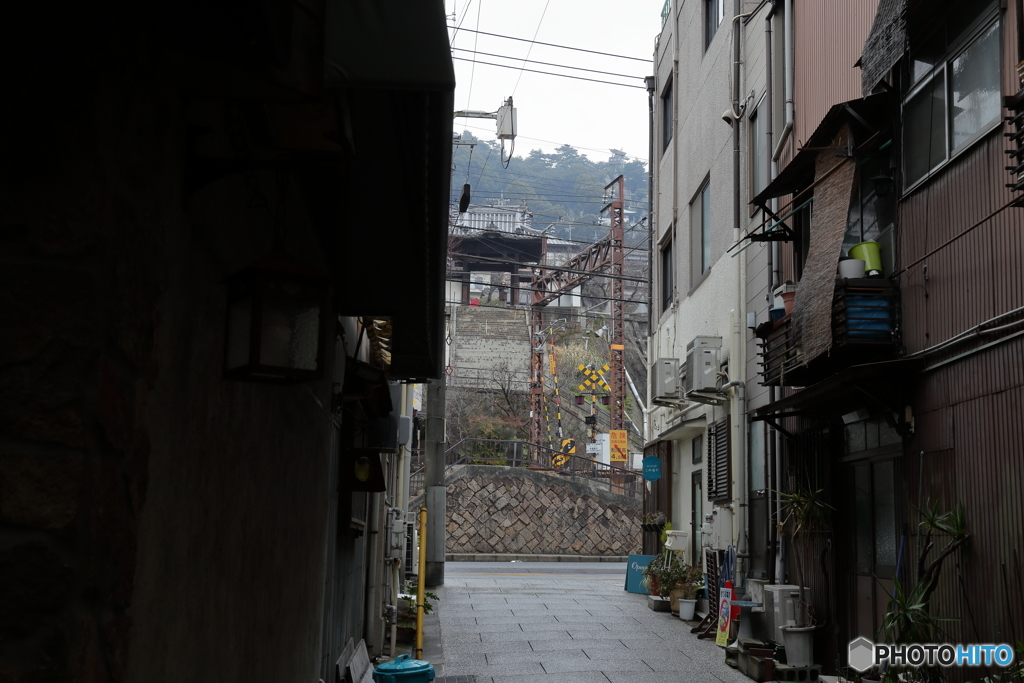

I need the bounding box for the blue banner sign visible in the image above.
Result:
[642,456,662,481]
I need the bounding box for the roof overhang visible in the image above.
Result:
[750,92,892,208]
[311,0,455,381]
[751,357,924,423]
[657,414,707,441]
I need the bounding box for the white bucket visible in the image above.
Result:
[838,258,866,279]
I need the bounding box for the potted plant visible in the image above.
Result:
[641,552,666,597]
[777,483,832,667]
[665,560,704,620]
[641,511,666,533]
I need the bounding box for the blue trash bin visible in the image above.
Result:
[372,655,436,683]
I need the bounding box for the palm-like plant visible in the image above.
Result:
[777,483,833,627]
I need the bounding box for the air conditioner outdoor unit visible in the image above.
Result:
[685,336,722,394]
[652,358,681,401]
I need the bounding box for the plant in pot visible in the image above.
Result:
[665,560,704,621]
[777,483,833,667]
[876,501,969,683]
[641,511,666,533]
[641,552,666,598]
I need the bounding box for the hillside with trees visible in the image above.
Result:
[450,130,648,243]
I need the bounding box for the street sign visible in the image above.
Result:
[609,429,627,463]
[642,456,662,481]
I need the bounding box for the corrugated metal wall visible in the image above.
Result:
[897,3,1024,667]
[899,132,1024,354]
[793,0,880,151]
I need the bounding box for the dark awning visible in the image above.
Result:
[751,358,924,421]
[750,92,892,207]
[860,0,908,97]
[324,0,456,92]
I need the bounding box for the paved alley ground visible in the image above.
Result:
[431,561,752,683]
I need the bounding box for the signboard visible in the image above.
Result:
[642,456,662,481]
[624,554,656,594]
[716,587,733,646]
[609,429,628,463]
[585,443,601,454]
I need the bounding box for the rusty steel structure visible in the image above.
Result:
[528,175,627,451]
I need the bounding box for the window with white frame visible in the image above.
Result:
[902,5,1001,189]
[660,236,674,312]
[662,78,674,152]
[750,95,768,201]
[690,180,712,288]
[705,0,725,51]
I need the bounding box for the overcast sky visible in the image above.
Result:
[447,0,665,165]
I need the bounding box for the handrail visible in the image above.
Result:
[430,438,642,501]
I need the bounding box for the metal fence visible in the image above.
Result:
[408,439,642,503]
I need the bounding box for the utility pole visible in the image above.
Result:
[603,176,626,436]
[424,374,446,587]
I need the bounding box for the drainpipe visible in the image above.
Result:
[764,0,780,586]
[772,0,794,164]
[646,74,656,444]
[624,365,650,442]
[729,0,749,591]
[646,76,655,353]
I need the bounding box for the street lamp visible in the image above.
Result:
[223,251,333,383]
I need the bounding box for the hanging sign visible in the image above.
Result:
[642,456,662,481]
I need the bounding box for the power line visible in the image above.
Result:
[455,124,649,162]
[450,220,651,248]
[451,47,645,80]
[512,0,551,96]
[453,27,650,62]
[449,253,649,284]
[445,299,650,318]
[452,57,646,89]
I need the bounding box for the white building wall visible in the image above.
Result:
[649,0,773,566]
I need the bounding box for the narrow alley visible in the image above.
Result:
[431,561,750,683]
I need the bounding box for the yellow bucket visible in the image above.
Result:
[849,241,882,275]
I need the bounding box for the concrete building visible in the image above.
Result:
[648,0,1024,672]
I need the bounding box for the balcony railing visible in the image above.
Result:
[758,278,899,387]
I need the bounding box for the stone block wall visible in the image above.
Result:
[444,466,642,556]
[448,307,530,390]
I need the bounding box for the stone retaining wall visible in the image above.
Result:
[444,465,642,556]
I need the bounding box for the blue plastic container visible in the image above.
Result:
[845,295,890,338]
[373,655,436,683]
[769,307,787,322]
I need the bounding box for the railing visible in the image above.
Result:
[758,278,899,387]
[408,438,642,502]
